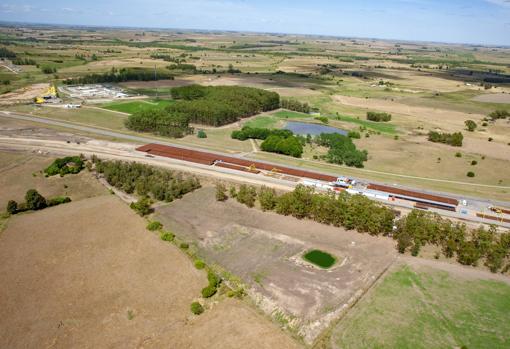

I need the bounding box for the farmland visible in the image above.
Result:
[331,262,510,349]
[1,21,510,349]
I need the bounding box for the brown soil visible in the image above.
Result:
[0,150,106,211]
[0,83,49,105]
[0,194,300,349]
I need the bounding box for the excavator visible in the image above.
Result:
[35,85,57,104]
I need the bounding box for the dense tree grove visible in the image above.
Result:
[260,134,304,158]
[125,108,192,137]
[428,131,463,147]
[280,99,311,113]
[395,210,510,272]
[316,133,368,167]
[94,159,201,202]
[367,111,392,122]
[231,126,293,141]
[169,85,280,126]
[44,156,84,176]
[64,67,174,84]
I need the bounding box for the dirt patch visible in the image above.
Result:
[0,83,49,105]
[0,195,299,349]
[472,93,510,104]
[155,186,397,344]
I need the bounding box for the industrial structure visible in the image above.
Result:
[136,143,510,227]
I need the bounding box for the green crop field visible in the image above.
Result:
[333,265,510,349]
[101,99,174,114]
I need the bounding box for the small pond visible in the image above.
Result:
[284,121,348,136]
[303,249,337,269]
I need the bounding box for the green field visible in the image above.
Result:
[303,250,336,268]
[244,109,312,128]
[333,265,510,349]
[333,114,398,134]
[101,99,174,114]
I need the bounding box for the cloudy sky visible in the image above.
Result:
[1,0,510,45]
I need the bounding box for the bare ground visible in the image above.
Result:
[155,186,397,344]
[0,194,299,349]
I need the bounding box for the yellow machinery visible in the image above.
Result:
[35,85,57,104]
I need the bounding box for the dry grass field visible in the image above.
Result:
[0,194,300,349]
[156,186,397,344]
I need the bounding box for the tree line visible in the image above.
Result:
[64,67,174,85]
[367,111,392,122]
[7,189,71,215]
[395,210,510,273]
[280,99,311,113]
[218,183,510,273]
[231,126,293,141]
[93,158,201,202]
[0,47,16,59]
[428,131,463,147]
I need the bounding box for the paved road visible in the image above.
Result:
[1,110,510,228]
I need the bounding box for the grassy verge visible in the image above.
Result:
[332,265,510,349]
[101,99,174,114]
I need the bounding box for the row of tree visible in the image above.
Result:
[63,67,174,85]
[367,111,392,122]
[125,108,193,138]
[0,47,16,59]
[395,210,510,272]
[231,126,293,141]
[218,183,510,273]
[94,158,201,202]
[7,189,71,215]
[169,85,280,126]
[428,131,463,147]
[315,133,368,168]
[280,99,311,113]
[488,110,509,121]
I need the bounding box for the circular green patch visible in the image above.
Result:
[303,249,336,269]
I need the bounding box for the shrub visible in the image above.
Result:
[236,184,257,208]
[471,160,478,166]
[367,111,392,122]
[130,197,152,216]
[467,171,475,177]
[347,130,361,139]
[215,183,228,201]
[488,109,509,121]
[207,271,221,287]
[197,130,207,138]
[44,156,84,177]
[160,231,175,242]
[6,200,17,215]
[147,221,162,231]
[201,285,217,298]
[488,137,493,142]
[428,131,463,147]
[455,152,462,158]
[47,196,71,207]
[25,189,47,210]
[194,259,206,269]
[180,242,189,249]
[258,186,277,211]
[314,116,329,124]
[464,120,477,132]
[190,302,204,315]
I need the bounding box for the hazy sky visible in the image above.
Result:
[1,0,510,45]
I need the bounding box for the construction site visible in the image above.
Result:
[136,143,510,227]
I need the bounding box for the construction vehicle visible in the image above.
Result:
[35,85,58,104]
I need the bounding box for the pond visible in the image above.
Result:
[284,121,348,136]
[303,249,337,269]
